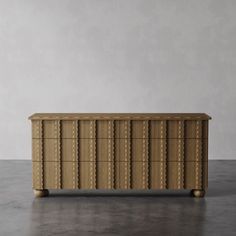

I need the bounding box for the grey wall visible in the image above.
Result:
[0,0,236,160]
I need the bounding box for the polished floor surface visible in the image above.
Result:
[0,160,235,236]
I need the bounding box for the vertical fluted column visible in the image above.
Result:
[195,120,202,189]
[89,120,97,189]
[165,121,168,189]
[124,120,131,189]
[177,120,184,189]
[40,120,44,189]
[58,120,62,189]
[107,120,115,189]
[76,120,80,189]
[72,120,76,189]
[142,120,149,189]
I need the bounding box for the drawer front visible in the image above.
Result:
[32,120,209,139]
[32,137,208,162]
[32,161,208,190]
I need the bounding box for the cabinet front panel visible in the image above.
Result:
[31,117,209,191]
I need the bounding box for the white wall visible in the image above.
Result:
[0,0,236,160]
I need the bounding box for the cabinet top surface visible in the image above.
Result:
[29,113,211,120]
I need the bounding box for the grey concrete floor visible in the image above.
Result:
[0,161,235,236]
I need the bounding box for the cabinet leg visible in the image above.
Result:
[34,189,49,198]
[191,189,205,198]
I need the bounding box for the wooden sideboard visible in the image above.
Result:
[29,113,211,197]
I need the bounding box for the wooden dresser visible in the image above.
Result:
[29,113,211,197]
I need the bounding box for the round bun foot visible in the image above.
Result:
[191,189,205,198]
[34,189,49,198]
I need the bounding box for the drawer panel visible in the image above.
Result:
[33,161,79,189]
[32,120,208,139]
[32,137,208,162]
[33,161,207,190]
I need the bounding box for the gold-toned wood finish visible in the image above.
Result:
[30,113,211,197]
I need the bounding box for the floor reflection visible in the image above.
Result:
[29,191,206,235]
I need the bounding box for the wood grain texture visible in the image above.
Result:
[31,113,210,192]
